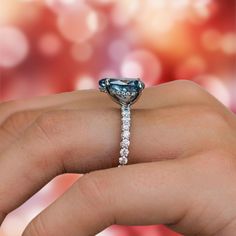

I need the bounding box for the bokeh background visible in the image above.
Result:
[0,0,235,235]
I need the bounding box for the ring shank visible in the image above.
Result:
[119,104,131,166]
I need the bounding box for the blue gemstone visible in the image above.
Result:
[99,78,145,105]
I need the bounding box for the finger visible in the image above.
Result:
[0,80,215,149]
[0,108,120,223]
[0,89,99,124]
[0,80,213,126]
[22,159,193,236]
[0,94,223,224]
[0,90,106,149]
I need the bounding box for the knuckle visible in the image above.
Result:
[2,110,36,134]
[33,113,57,152]
[35,110,76,140]
[172,80,209,99]
[35,111,61,136]
[200,150,236,175]
[76,172,114,226]
[173,80,201,91]
[77,172,110,211]
[26,112,68,174]
[197,105,229,129]
[24,216,47,236]
[33,111,67,147]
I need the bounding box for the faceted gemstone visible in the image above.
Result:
[122,120,130,126]
[120,148,129,156]
[121,106,130,112]
[122,124,130,131]
[120,139,130,148]
[122,111,130,117]
[119,157,128,165]
[122,117,131,122]
[99,78,145,105]
[122,131,130,138]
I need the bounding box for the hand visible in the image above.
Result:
[0,80,236,236]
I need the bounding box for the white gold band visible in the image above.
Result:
[119,104,131,166]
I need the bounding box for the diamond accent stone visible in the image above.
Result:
[122,124,130,131]
[122,131,130,139]
[119,157,128,165]
[120,139,130,148]
[120,148,129,156]
[122,117,131,122]
[122,106,130,112]
[122,120,130,126]
[122,112,130,118]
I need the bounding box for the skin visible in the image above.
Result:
[0,80,236,235]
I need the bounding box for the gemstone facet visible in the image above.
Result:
[99,78,145,105]
[119,157,128,165]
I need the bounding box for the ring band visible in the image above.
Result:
[98,78,145,167]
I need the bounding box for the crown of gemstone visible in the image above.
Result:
[99,78,145,105]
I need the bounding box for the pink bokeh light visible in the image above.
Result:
[0,0,235,235]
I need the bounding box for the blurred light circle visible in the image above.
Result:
[136,9,176,37]
[188,0,212,24]
[195,75,230,107]
[71,43,93,62]
[202,29,222,51]
[148,14,175,33]
[96,11,108,32]
[221,33,236,55]
[2,215,25,236]
[99,69,118,78]
[38,33,63,56]
[121,50,162,86]
[57,4,98,43]
[147,0,167,9]
[45,0,84,14]
[171,0,190,9]
[0,27,29,68]
[88,0,115,6]
[75,75,96,90]
[112,0,141,27]
[108,39,130,62]
[176,56,206,80]
[121,60,143,78]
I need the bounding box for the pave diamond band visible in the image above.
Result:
[98,78,145,166]
[119,104,131,166]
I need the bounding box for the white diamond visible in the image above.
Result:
[122,131,130,138]
[120,148,129,156]
[122,124,130,131]
[122,117,131,122]
[119,157,128,165]
[120,139,130,148]
[122,106,129,111]
[122,120,130,126]
[121,111,130,118]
